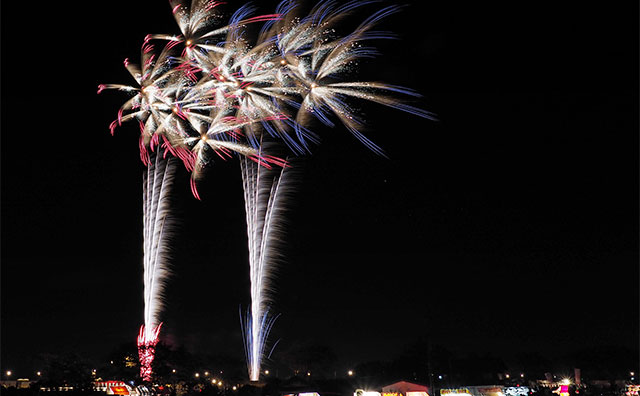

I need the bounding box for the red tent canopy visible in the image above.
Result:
[383,381,430,394]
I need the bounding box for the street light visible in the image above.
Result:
[37,372,42,377]
[265,370,270,375]
[195,373,200,378]
[348,370,354,376]
[6,371,12,377]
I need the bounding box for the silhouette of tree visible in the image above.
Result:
[37,352,93,389]
[277,343,337,379]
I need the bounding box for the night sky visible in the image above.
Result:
[1,0,638,377]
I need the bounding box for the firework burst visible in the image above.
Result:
[100,0,434,184]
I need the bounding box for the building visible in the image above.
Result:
[1,379,32,389]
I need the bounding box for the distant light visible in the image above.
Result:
[110,361,114,365]
[348,370,354,376]
[265,370,270,375]
[505,374,510,379]
[632,372,636,376]
[438,375,443,380]
[172,369,176,373]
[354,391,380,396]
[521,374,525,378]
[6,371,11,376]
[440,391,472,396]
[561,379,571,386]
[204,372,209,376]
[37,372,41,376]
[307,372,311,376]
[195,373,200,378]
[233,386,237,391]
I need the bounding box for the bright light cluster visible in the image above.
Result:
[99,0,434,199]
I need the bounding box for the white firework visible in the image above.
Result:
[141,152,177,340]
[240,152,293,381]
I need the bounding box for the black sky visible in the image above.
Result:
[1,0,638,377]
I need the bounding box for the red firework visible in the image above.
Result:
[137,323,162,382]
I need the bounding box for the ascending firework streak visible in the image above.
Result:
[239,153,292,381]
[138,151,177,382]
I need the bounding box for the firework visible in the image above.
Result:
[101,0,434,186]
[239,150,293,381]
[138,152,177,381]
[137,323,162,382]
[101,0,434,382]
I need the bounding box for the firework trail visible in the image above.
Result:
[239,151,293,381]
[137,151,177,382]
